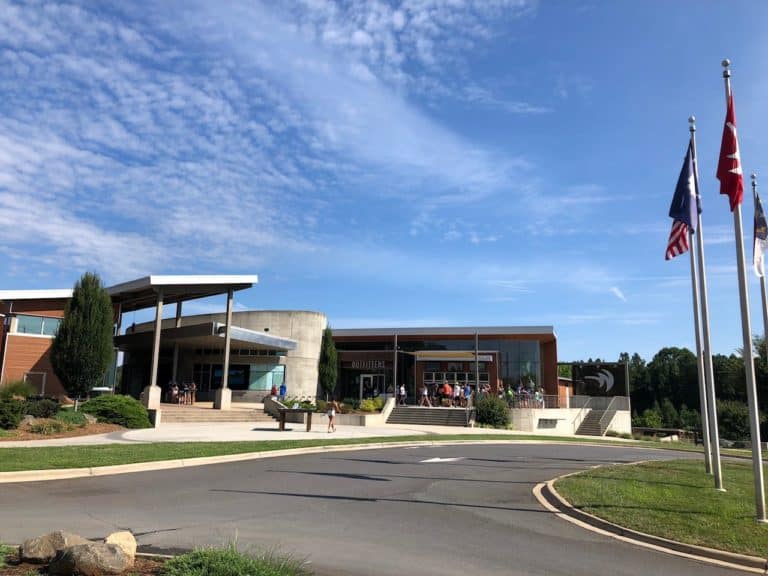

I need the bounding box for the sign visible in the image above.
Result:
[351,359,387,370]
[571,362,628,396]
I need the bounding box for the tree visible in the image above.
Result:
[317,326,338,400]
[51,272,114,401]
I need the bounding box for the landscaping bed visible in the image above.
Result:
[0,548,164,575]
[0,420,123,442]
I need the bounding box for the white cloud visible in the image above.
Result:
[610,286,627,302]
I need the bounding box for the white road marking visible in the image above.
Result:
[420,457,464,463]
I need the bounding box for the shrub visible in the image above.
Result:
[373,396,385,410]
[636,408,663,429]
[160,544,311,576]
[316,399,328,413]
[0,380,34,401]
[0,401,24,430]
[29,420,71,435]
[23,398,59,418]
[56,409,87,427]
[717,400,767,441]
[80,395,151,429]
[475,395,510,429]
[359,399,377,412]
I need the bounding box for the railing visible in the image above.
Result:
[572,397,593,434]
[598,397,619,435]
[508,395,560,409]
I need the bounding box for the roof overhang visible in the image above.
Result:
[114,321,296,351]
[107,275,258,313]
[332,326,556,339]
[0,290,73,301]
[413,351,496,362]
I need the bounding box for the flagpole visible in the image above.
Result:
[688,117,713,475]
[722,59,766,521]
[690,117,720,483]
[754,174,768,367]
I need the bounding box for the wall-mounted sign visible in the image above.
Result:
[571,362,628,396]
[351,359,387,370]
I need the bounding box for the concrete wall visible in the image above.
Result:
[172,310,327,399]
[511,407,632,436]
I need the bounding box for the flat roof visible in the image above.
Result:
[107,275,259,313]
[0,289,73,301]
[115,321,296,351]
[332,326,556,338]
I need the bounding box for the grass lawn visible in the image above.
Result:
[555,459,768,557]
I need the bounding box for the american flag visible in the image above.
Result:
[666,141,698,260]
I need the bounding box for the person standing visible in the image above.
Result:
[279,382,287,402]
[398,383,406,405]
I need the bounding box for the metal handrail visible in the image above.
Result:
[598,397,619,434]
[572,397,593,434]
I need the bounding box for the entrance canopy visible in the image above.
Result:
[114,321,297,352]
[107,275,258,313]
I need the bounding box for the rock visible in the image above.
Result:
[49,542,133,576]
[21,415,36,426]
[105,531,136,559]
[84,414,98,424]
[659,434,679,443]
[21,530,91,563]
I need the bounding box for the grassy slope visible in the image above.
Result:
[556,459,768,557]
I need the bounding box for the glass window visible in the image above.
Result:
[16,315,43,334]
[42,317,60,336]
[248,364,285,391]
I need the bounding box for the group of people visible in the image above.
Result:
[270,382,288,402]
[497,383,546,408]
[416,381,472,407]
[167,381,197,405]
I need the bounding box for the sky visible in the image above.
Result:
[2,0,768,363]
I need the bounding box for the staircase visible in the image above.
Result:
[576,409,605,436]
[160,405,278,424]
[387,406,471,427]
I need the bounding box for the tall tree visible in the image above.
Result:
[318,326,338,400]
[51,272,114,400]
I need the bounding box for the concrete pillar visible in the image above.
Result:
[142,289,163,410]
[171,301,182,384]
[214,288,234,410]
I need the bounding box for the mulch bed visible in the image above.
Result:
[0,422,124,442]
[1,549,166,575]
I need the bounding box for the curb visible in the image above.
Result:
[533,472,768,574]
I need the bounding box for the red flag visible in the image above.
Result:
[717,94,744,211]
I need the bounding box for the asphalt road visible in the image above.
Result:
[0,443,742,575]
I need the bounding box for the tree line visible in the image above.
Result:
[614,343,768,440]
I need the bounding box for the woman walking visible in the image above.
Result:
[327,397,340,433]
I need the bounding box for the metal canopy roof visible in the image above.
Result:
[106,275,258,313]
[114,321,296,351]
[332,326,556,339]
[0,289,73,301]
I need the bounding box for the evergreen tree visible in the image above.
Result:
[51,272,114,400]
[318,326,338,400]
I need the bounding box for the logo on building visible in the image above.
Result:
[351,360,386,370]
[571,362,627,396]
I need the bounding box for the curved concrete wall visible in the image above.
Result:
[173,310,327,399]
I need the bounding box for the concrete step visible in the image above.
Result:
[387,407,470,427]
[161,410,277,424]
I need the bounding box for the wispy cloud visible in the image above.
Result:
[610,286,627,302]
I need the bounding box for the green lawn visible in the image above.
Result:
[556,459,768,557]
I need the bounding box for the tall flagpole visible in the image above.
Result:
[722,59,766,521]
[690,117,719,482]
[754,174,768,372]
[687,119,713,475]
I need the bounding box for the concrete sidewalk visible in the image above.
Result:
[0,421,534,447]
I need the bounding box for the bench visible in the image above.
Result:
[278,408,313,432]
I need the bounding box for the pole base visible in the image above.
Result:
[214,387,232,410]
[715,488,727,493]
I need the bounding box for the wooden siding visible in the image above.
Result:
[0,299,67,318]
[1,334,66,397]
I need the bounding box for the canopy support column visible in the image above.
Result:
[142,289,163,410]
[214,288,234,410]
[171,302,182,385]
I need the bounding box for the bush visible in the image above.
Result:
[0,400,24,430]
[56,409,87,427]
[635,408,663,428]
[29,420,71,435]
[475,395,510,429]
[359,399,377,412]
[80,395,151,429]
[315,399,328,413]
[373,396,385,410]
[717,400,767,441]
[0,380,34,401]
[23,398,59,418]
[160,545,311,576]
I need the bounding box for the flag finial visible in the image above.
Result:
[689,116,696,132]
[722,59,731,78]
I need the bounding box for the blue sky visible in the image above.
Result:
[2,0,768,363]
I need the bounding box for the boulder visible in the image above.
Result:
[49,542,133,576]
[105,531,136,559]
[21,530,91,563]
[84,413,98,424]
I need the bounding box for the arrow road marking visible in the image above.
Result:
[419,457,464,463]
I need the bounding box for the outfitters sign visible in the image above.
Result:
[571,362,628,396]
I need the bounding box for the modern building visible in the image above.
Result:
[332,327,560,402]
